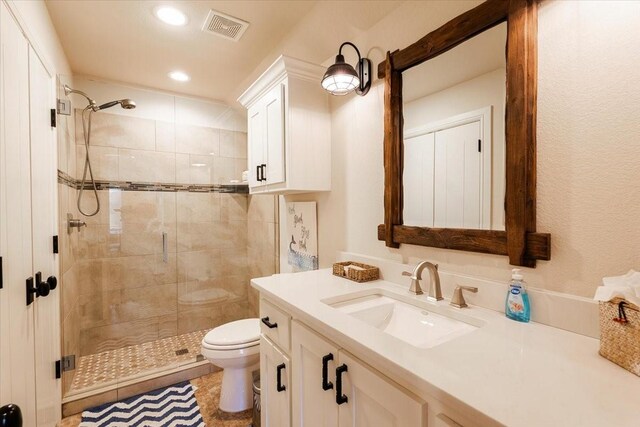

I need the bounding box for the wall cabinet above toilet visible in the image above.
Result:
[238,55,331,195]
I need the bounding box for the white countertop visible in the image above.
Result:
[252,269,640,427]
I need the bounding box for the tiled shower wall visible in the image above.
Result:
[73,109,249,356]
[58,79,278,395]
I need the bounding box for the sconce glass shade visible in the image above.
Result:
[321,54,361,96]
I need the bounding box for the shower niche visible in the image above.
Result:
[56,76,279,411]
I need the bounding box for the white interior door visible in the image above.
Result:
[264,83,285,185]
[291,321,339,427]
[260,336,291,427]
[337,351,426,427]
[433,120,482,229]
[0,4,37,425]
[29,47,61,427]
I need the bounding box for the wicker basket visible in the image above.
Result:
[333,261,380,283]
[599,298,640,376]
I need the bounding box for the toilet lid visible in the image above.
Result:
[203,318,260,347]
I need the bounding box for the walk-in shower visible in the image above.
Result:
[64,85,136,216]
[56,78,277,413]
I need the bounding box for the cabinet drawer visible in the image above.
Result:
[260,299,291,353]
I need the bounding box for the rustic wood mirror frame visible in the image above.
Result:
[377,0,550,267]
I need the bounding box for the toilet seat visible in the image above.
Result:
[202,318,260,348]
[202,340,259,351]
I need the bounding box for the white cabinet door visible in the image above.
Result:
[263,83,285,186]
[0,4,37,425]
[29,47,61,427]
[261,336,291,427]
[337,351,427,427]
[248,103,265,190]
[291,321,339,427]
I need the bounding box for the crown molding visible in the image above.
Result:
[237,55,326,108]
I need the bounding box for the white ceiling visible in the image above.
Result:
[45,1,316,102]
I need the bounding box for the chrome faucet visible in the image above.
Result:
[402,261,443,300]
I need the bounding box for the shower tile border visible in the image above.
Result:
[57,169,249,194]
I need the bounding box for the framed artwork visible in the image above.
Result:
[286,202,318,271]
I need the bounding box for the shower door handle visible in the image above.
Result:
[162,232,168,263]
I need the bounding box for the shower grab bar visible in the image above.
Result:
[162,232,168,263]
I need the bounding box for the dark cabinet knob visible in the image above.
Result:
[0,403,22,427]
[28,272,56,305]
[37,281,50,297]
[35,272,50,297]
[47,276,57,290]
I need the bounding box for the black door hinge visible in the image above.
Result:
[478,139,482,153]
[50,109,56,128]
[53,235,59,254]
[0,257,3,290]
[55,360,61,379]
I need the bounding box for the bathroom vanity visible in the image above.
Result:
[253,269,640,427]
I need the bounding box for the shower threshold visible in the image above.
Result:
[64,329,210,401]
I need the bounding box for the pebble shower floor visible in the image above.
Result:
[69,329,209,394]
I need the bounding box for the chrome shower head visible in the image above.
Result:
[95,99,137,111]
[120,99,136,110]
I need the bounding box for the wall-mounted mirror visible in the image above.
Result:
[378,0,550,267]
[402,23,506,231]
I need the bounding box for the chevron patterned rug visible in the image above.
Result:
[79,382,205,427]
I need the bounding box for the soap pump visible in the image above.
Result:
[505,268,530,322]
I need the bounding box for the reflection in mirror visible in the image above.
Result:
[402,23,506,231]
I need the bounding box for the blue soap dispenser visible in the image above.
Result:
[505,268,530,322]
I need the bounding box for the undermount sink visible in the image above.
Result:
[323,289,483,349]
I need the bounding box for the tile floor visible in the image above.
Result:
[69,329,209,393]
[59,370,253,426]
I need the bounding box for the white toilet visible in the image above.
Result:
[200,318,260,413]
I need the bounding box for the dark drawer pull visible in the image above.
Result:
[322,353,334,391]
[261,316,278,329]
[336,364,348,405]
[276,363,286,392]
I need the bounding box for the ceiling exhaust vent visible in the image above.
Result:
[202,10,249,42]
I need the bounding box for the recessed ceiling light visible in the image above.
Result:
[155,6,188,26]
[168,71,190,82]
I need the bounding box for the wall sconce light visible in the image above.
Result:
[321,42,371,96]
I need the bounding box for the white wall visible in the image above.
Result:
[282,0,640,298]
[6,0,70,76]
